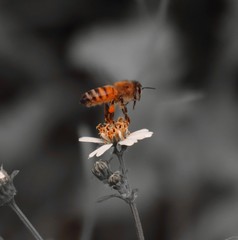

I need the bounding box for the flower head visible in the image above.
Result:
[79,117,153,158]
[0,166,19,206]
[97,117,130,143]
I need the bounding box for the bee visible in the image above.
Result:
[80,80,154,123]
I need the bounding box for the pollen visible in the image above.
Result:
[96,117,130,143]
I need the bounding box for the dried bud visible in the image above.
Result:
[92,160,111,181]
[108,171,123,187]
[0,166,19,206]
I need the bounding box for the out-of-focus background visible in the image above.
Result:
[0,0,238,239]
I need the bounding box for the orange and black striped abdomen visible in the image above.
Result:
[80,85,118,107]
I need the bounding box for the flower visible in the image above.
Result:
[79,117,153,158]
[0,170,6,181]
[0,166,19,206]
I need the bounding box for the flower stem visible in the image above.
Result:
[116,148,127,176]
[9,199,44,240]
[114,147,145,240]
[129,201,145,240]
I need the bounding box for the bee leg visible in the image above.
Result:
[104,103,110,123]
[104,102,115,123]
[108,101,115,121]
[119,98,130,123]
[122,106,130,123]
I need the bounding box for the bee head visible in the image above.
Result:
[133,82,155,109]
[133,81,142,109]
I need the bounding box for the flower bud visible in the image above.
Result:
[0,166,19,206]
[92,160,111,181]
[108,171,122,187]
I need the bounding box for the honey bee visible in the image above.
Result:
[80,80,152,123]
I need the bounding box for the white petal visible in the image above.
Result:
[88,144,113,158]
[128,130,153,140]
[130,129,149,136]
[88,148,99,158]
[119,130,153,146]
[79,137,104,144]
[119,138,138,146]
[96,144,113,157]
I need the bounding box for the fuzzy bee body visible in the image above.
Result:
[80,80,142,122]
[80,85,117,107]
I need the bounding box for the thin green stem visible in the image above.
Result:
[9,199,44,240]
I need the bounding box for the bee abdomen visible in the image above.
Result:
[80,86,117,107]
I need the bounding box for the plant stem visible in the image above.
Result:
[117,149,127,176]
[9,199,44,240]
[114,147,145,240]
[129,201,145,240]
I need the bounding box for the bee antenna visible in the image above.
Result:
[142,86,156,90]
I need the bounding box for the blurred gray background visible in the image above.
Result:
[0,0,238,239]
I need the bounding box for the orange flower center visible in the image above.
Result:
[96,117,130,143]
